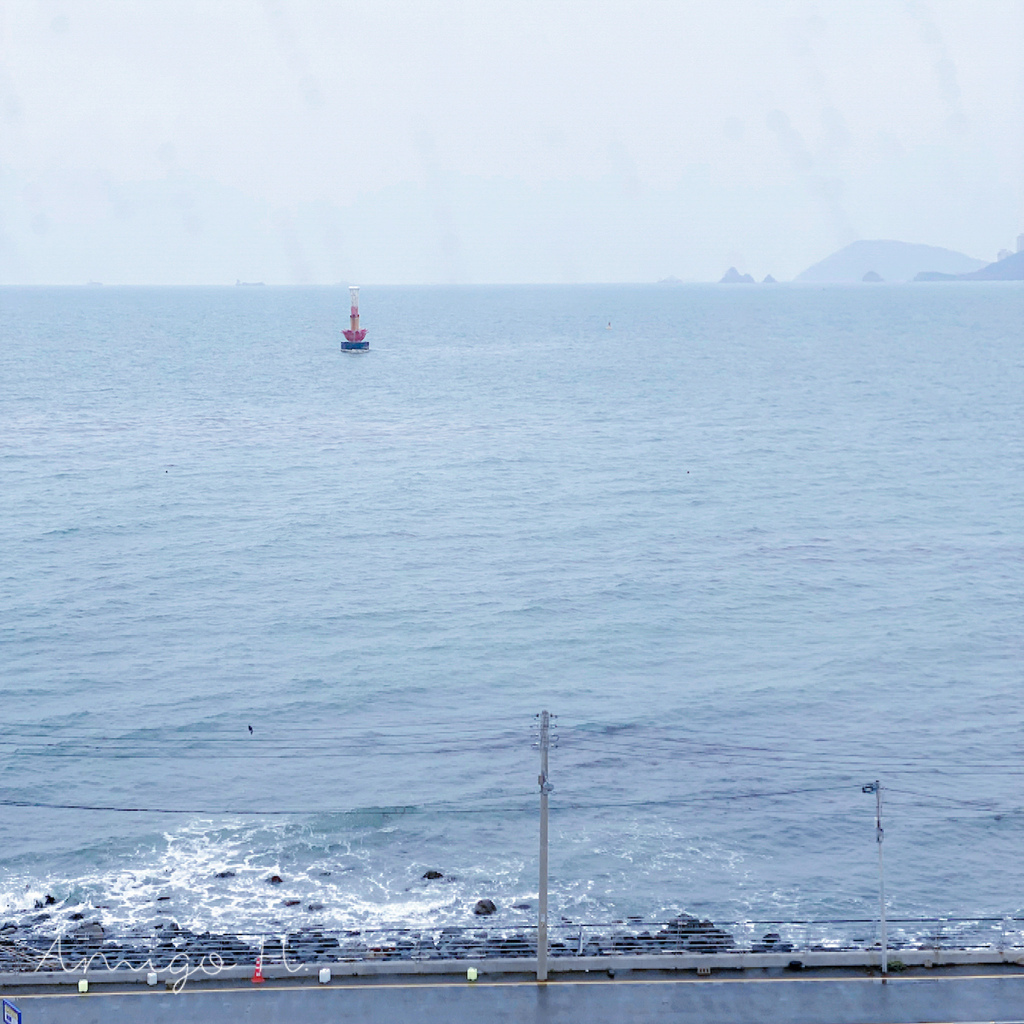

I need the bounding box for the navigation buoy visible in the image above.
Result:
[341,285,369,350]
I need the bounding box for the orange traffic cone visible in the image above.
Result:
[252,955,265,984]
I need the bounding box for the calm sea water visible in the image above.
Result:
[1,283,1022,937]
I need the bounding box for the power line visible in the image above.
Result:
[566,734,1024,766]
[0,784,866,817]
[0,731,998,774]
[2,724,1019,770]
[0,798,525,816]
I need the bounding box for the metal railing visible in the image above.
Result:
[3,915,1023,980]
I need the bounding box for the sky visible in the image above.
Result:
[0,0,1022,284]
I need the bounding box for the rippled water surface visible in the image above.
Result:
[1,283,1022,936]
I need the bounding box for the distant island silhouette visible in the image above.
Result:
[796,240,985,283]
[714,268,777,283]
[719,267,755,284]
[914,250,1024,281]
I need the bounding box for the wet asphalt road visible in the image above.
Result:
[5,971,1024,1024]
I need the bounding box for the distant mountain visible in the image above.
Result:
[959,249,1024,281]
[796,240,985,283]
[720,267,754,283]
[914,250,1024,282]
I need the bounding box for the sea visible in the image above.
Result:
[1,282,1022,941]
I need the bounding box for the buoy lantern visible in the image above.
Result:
[341,285,369,350]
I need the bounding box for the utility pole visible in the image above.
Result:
[537,710,552,982]
[862,780,886,978]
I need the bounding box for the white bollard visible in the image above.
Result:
[467,967,478,981]
[78,978,89,993]
[147,972,158,986]
[318,967,331,984]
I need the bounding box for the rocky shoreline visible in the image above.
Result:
[0,914,739,973]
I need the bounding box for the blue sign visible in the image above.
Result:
[2,1000,21,1024]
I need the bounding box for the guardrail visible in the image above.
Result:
[4,915,1024,983]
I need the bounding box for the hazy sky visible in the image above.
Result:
[1,0,1021,284]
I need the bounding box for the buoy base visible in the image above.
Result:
[340,340,369,350]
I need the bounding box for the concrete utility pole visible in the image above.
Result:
[863,780,887,977]
[537,710,552,982]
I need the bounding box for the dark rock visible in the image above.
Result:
[690,932,734,952]
[663,914,700,934]
[482,933,533,958]
[512,902,532,910]
[156,896,171,902]
[613,933,646,953]
[473,899,497,916]
[307,903,324,911]
[282,900,301,907]
[267,875,284,885]
[68,912,85,921]
[659,916,734,953]
[436,927,476,958]
[753,931,794,953]
[200,934,258,966]
[214,870,236,879]
[422,870,444,880]
[286,934,341,963]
